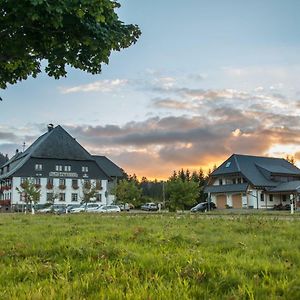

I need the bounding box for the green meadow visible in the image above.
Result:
[0,213,300,299]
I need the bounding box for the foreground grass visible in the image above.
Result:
[0,213,300,299]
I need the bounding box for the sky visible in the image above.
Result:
[1,0,300,179]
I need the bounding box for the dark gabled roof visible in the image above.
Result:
[1,151,22,168]
[0,125,108,179]
[256,163,298,175]
[0,153,8,168]
[211,154,300,187]
[25,125,92,161]
[268,181,300,193]
[211,154,241,175]
[204,183,248,193]
[93,156,124,177]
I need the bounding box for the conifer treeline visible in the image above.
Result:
[123,167,217,204]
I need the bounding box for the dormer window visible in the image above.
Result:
[82,166,88,172]
[225,162,231,168]
[64,165,71,172]
[35,164,42,171]
[55,165,63,171]
[219,179,223,185]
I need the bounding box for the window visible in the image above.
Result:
[219,179,223,185]
[21,177,27,184]
[96,193,102,201]
[59,193,65,201]
[96,180,102,190]
[225,162,231,168]
[35,164,42,171]
[260,193,264,202]
[47,193,54,202]
[47,178,53,185]
[82,166,88,172]
[71,193,78,202]
[64,165,71,172]
[72,179,78,189]
[55,165,63,171]
[282,195,287,202]
[269,194,273,202]
[35,178,41,185]
[237,178,242,184]
[59,179,65,186]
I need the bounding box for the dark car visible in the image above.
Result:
[190,202,216,212]
[273,203,291,211]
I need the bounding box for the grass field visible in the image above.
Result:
[1,212,300,299]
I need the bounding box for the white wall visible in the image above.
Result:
[10,177,112,206]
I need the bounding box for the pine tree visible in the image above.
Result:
[186,169,191,181]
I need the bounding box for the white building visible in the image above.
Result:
[204,154,300,209]
[0,124,123,209]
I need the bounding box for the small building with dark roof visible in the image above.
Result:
[204,154,300,209]
[0,125,123,208]
[93,155,124,203]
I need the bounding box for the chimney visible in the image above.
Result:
[47,124,54,132]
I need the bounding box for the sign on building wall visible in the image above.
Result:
[49,172,78,178]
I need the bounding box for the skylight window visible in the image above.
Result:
[225,162,231,168]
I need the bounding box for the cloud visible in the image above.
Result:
[62,110,285,178]
[2,68,300,179]
[60,79,128,94]
[0,132,18,142]
[152,97,193,110]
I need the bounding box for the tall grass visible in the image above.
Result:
[0,213,300,299]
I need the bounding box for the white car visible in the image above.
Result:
[96,205,121,213]
[118,203,130,211]
[70,204,86,213]
[70,203,103,213]
[38,204,66,214]
[86,203,103,212]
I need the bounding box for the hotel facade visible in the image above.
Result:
[0,124,123,209]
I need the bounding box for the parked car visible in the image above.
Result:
[70,202,103,213]
[273,203,291,211]
[38,204,67,214]
[66,204,82,213]
[141,203,158,211]
[118,203,130,211]
[37,206,53,214]
[70,204,86,213]
[96,205,121,213]
[86,203,103,212]
[190,202,216,212]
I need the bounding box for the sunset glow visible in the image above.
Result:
[1,0,300,180]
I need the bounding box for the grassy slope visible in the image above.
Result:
[0,213,300,299]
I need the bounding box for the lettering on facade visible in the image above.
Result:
[49,172,78,178]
